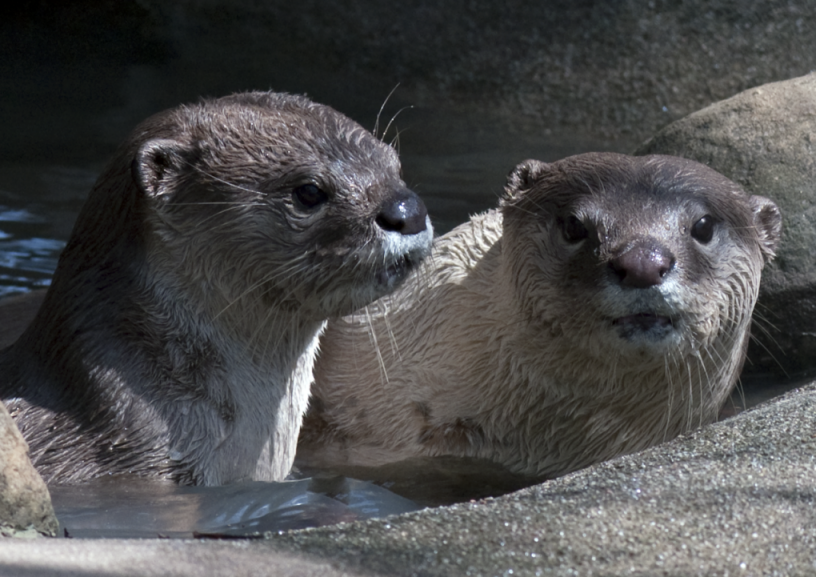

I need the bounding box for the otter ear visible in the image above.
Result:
[749,195,782,262]
[132,139,186,198]
[503,159,551,201]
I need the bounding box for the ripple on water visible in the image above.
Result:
[49,475,422,539]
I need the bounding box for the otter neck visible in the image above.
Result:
[22,252,325,485]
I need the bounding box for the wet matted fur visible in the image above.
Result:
[300,152,781,479]
[0,91,433,485]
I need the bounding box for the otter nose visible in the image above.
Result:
[376,187,428,236]
[610,241,675,288]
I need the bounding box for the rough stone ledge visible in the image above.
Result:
[0,383,814,575]
[269,382,816,575]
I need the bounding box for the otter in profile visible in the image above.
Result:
[0,91,433,486]
[299,152,781,479]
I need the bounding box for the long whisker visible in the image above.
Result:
[213,254,311,320]
[383,105,414,146]
[374,83,401,140]
[176,156,267,197]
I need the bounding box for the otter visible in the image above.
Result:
[298,152,781,479]
[0,91,433,486]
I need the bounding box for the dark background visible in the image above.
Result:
[4,0,815,163]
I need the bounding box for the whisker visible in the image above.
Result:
[374,83,401,140]
[175,156,267,197]
[382,105,414,146]
[365,305,390,386]
[213,255,312,320]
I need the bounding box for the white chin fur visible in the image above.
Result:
[381,215,434,262]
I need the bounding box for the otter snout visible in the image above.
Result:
[609,239,675,289]
[376,187,429,236]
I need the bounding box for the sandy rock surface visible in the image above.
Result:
[270,383,816,575]
[1,381,813,574]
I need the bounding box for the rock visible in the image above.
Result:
[0,539,366,576]
[2,382,816,573]
[7,2,816,154]
[0,402,57,537]
[269,382,816,575]
[170,2,816,147]
[635,73,816,376]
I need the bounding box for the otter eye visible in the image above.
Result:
[292,184,328,210]
[560,215,588,243]
[690,215,715,244]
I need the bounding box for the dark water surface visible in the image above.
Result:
[0,165,95,298]
[49,475,421,539]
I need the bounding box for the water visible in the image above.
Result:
[0,165,97,297]
[50,475,421,539]
[48,456,543,539]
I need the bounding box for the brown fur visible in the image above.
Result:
[0,92,433,486]
[299,152,781,478]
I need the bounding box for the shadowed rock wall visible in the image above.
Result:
[5,1,816,150]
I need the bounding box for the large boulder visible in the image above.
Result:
[0,401,57,537]
[636,73,816,376]
[0,293,58,537]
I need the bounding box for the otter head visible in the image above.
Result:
[501,152,782,366]
[126,91,432,320]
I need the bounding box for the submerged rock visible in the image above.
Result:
[636,73,816,376]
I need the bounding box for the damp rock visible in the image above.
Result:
[0,402,58,537]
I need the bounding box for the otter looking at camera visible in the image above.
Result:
[299,152,781,479]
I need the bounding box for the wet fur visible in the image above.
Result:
[0,92,432,485]
[299,153,781,478]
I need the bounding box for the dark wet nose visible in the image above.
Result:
[610,240,675,288]
[376,187,428,236]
